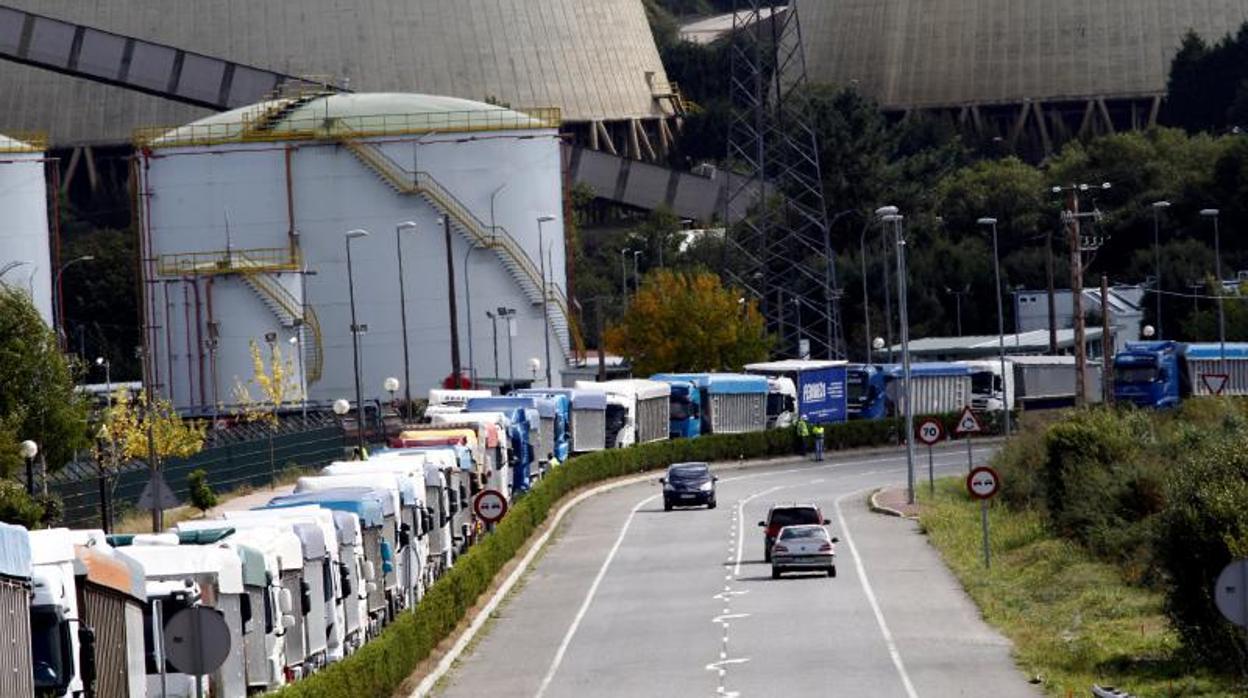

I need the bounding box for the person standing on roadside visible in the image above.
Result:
[812,422,825,462]
[797,415,810,456]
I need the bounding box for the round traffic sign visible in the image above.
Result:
[966,466,1001,500]
[473,489,509,523]
[163,606,232,676]
[1215,559,1248,628]
[916,418,944,446]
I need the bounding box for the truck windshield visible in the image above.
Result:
[766,393,793,417]
[971,371,999,395]
[846,373,866,404]
[30,606,71,690]
[1116,366,1158,384]
[670,396,693,421]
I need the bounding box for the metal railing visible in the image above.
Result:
[135,106,561,148]
[0,131,47,153]
[241,271,324,384]
[156,247,301,277]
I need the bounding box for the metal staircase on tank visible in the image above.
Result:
[155,247,324,384]
[337,136,583,362]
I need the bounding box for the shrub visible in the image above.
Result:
[276,421,898,698]
[0,478,44,528]
[187,469,218,512]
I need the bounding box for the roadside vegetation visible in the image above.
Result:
[921,402,1248,695]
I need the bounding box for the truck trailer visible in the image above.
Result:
[651,373,769,436]
[744,360,848,424]
[575,380,671,447]
[1114,341,1248,407]
[0,523,34,698]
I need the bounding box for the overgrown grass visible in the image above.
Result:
[919,478,1245,697]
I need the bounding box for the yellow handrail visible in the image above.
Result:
[156,247,300,277]
[241,271,324,384]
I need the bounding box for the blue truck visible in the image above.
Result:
[846,364,892,420]
[459,400,537,492]
[1114,341,1248,408]
[651,373,770,437]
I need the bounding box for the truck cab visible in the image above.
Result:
[29,528,86,698]
[963,360,1016,414]
[1114,340,1182,408]
[649,377,702,439]
[846,364,890,420]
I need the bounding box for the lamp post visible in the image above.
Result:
[463,243,477,385]
[498,307,516,388]
[486,311,501,378]
[978,217,1011,437]
[537,214,556,387]
[19,440,37,495]
[632,250,643,293]
[395,221,417,420]
[384,376,400,416]
[1201,208,1227,373]
[876,212,896,362]
[345,229,369,454]
[878,206,915,505]
[1150,201,1171,338]
[620,248,630,300]
[55,254,95,346]
[859,220,874,361]
[96,356,112,406]
[791,294,805,359]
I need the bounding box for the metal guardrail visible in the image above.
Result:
[0,130,46,153]
[156,247,300,277]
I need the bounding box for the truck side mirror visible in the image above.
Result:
[658,477,666,484]
[300,581,312,616]
[339,563,353,597]
[279,588,293,614]
[78,625,98,687]
[757,521,765,527]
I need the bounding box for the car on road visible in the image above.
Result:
[661,462,717,510]
[759,503,829,562]
[770,524,838,578]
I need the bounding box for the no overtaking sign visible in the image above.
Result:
[473,489,508,524]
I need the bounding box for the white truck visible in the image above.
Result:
[29,528,89,698]
[575,379,671,447]
[69,532,148,698]
[425,389,492,419]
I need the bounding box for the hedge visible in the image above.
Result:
[275,415,972,697]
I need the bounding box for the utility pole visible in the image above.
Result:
[1101,274,1113,404]
[880,218,895,362]
[596,297,608,382]
[444,216,462,380]
[1066,189,1086,406]
[1045,228,1058,355]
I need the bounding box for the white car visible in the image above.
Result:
[770,524,838,579]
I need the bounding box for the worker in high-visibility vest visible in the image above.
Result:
[812,423,826,462]
[797,416,810,455]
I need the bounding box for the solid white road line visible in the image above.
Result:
[734,485,784,577]
[533,492,659,698]
[835,489,920,698]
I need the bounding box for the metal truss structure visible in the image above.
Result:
[723,0,844,360]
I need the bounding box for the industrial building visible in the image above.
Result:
[1013,286,1144,355]
[886,327,1107,362]
[0,0,675,156]
[802,1,1248,147]
[137,92,571,412]
[0,133,52,325]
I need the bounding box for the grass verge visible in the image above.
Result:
[919,478,1244,697]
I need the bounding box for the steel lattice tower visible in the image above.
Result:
[724,0,844,360]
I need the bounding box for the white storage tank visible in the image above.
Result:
[0,133,52,325]
[136,92,573,411]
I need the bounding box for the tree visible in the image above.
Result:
[605,269,770,374]
[233,338,302,482]
[187,469,218,513]
[0,285,90,480]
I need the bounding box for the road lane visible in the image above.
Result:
[434,444,1036,698]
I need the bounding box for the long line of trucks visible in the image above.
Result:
[1114,341,1248,407]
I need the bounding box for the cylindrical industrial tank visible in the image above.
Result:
[0,134,52,325]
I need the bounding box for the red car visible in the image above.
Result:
[758,503,829,562]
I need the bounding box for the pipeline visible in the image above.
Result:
[183,280,194,409]
[163,280,175,404]
[190,277,207,409]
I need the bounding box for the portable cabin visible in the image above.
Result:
[0,523,34,698]
[72,538,147,698]
[120,539,248,697]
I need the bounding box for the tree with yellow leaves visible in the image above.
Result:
[233,338,303,483]
[605,269,771,375]
[96,387,206,530]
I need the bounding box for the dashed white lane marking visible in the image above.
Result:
[835,490,919,698]
[712,613,749,623]
[534,492,658,698]
[706,658,751,670]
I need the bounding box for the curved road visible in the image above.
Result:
[434,444,1039,698]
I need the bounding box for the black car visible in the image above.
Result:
[661,462,717,510]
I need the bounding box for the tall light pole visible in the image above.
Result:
[858,221,873,361]
[877,214,896,362]
[537,214,556,387]
[632,250,643,293]
[485,310,500,378]
[1150,201,1170,339]
[55,254,95,345]
[394,222,416,419]
[463,243,477,385]
[620,248,630,300]
[879,206,915,505]
[345,229,369,454]
[1201,208,1227,374]
[498,306,516,388]
[978,217,1011,437]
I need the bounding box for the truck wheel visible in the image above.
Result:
[664,500,672,512]
[771,567,781,579]
[828,565,837,578]
[763,548,771,563]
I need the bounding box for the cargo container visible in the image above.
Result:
[0,523,34,698]
[744,360,848,424]
[1009,356,1103,408]
[71,536,147,698]
[886,362,973,415]
[575,380,671,446]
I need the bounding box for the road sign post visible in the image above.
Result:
[916,417,944,497]
[955,405,983,475]
[967,466,1000,569]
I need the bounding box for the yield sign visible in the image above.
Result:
[954,405,983,435]
[1201,373,1230,396]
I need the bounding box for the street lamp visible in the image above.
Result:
[384,376,400,414]
[498,307,516,388]
[620,248,631,300]
[96,356,112,406]
[395,221,417,420]
[1150,201,1171,339]
[1142,324,1156,339]
[485,311,501,378]
[632,250,643,293]
[528,357,541,384]
[55,254,95,344]
[537,214,557,387]
[977,217,1011,438]
[1201,208,1227,373]
[872,337,885,357]
[879,208,915,505]
[19,440,37,495]
[875,206,899,363]
[345,229,369,454]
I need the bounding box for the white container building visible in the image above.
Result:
[0,133,52,325]
[135,92,573,412]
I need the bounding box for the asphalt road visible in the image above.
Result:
[434,443,1040,698]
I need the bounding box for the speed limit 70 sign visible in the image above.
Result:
[916,418,944,446]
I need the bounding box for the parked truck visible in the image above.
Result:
[575,379,671,447]
[886,362,973,415]
[651,373,770,436]
[744,360,848,424]
[0,523,34,698]
[846,364,890,420]
[29,528,91,698]
[70,534,148,698]
[1008,356,1103,409]
[1114,341,1248,407]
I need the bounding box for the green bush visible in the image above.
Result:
[1157,433,1248,671]
[276,422,902,698]
[0,478,44,528]
[187,469,218,512]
